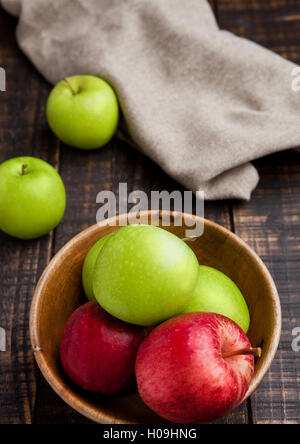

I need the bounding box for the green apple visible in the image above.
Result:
[0,157,66,240]
[46,75,119,150]
[82,233,115,301]
[93,225,199,326]
[183,265,250,333]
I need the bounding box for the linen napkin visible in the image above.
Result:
[2,0,300,200]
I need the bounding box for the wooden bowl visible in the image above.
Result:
[30,211,281,424]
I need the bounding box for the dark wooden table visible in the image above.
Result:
[1,0,300,424]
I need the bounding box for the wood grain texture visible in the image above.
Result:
[1,0,299,425]
[217,0,300,63]
[217,0,300,424]
[0,10,60,424]
[231,153,300,424]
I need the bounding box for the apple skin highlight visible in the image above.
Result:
[183,265,250,333]
[60,302,147,395]
[82,232,115,301]
[135,312,255,424]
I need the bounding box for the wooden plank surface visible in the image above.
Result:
[217,0,300,64]
[232,152,300,423]
[218,0,300,424]
[0,0,299,425]
[0,11,60,423]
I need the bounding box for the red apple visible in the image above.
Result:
[60,301,147,395]
[135,312,259,423]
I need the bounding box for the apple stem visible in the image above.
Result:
[223,347,262,359]
[20,164,28,176]
[64,77,77,95]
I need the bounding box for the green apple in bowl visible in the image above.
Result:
[183,265,250,333]
[93,225,199,326]
[46,75,119,150]
[82,233,115,301]
[0,157,66,240]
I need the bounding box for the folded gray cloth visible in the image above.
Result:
[2,0,300,200]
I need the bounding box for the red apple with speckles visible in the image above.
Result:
[60,302,147,395]
[135,312,259,424]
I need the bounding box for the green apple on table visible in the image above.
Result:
[183,265,250,333]
[0,157,66,240]
[82,232,115,301]
[46,75,119,150]
[93,225,199,326]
